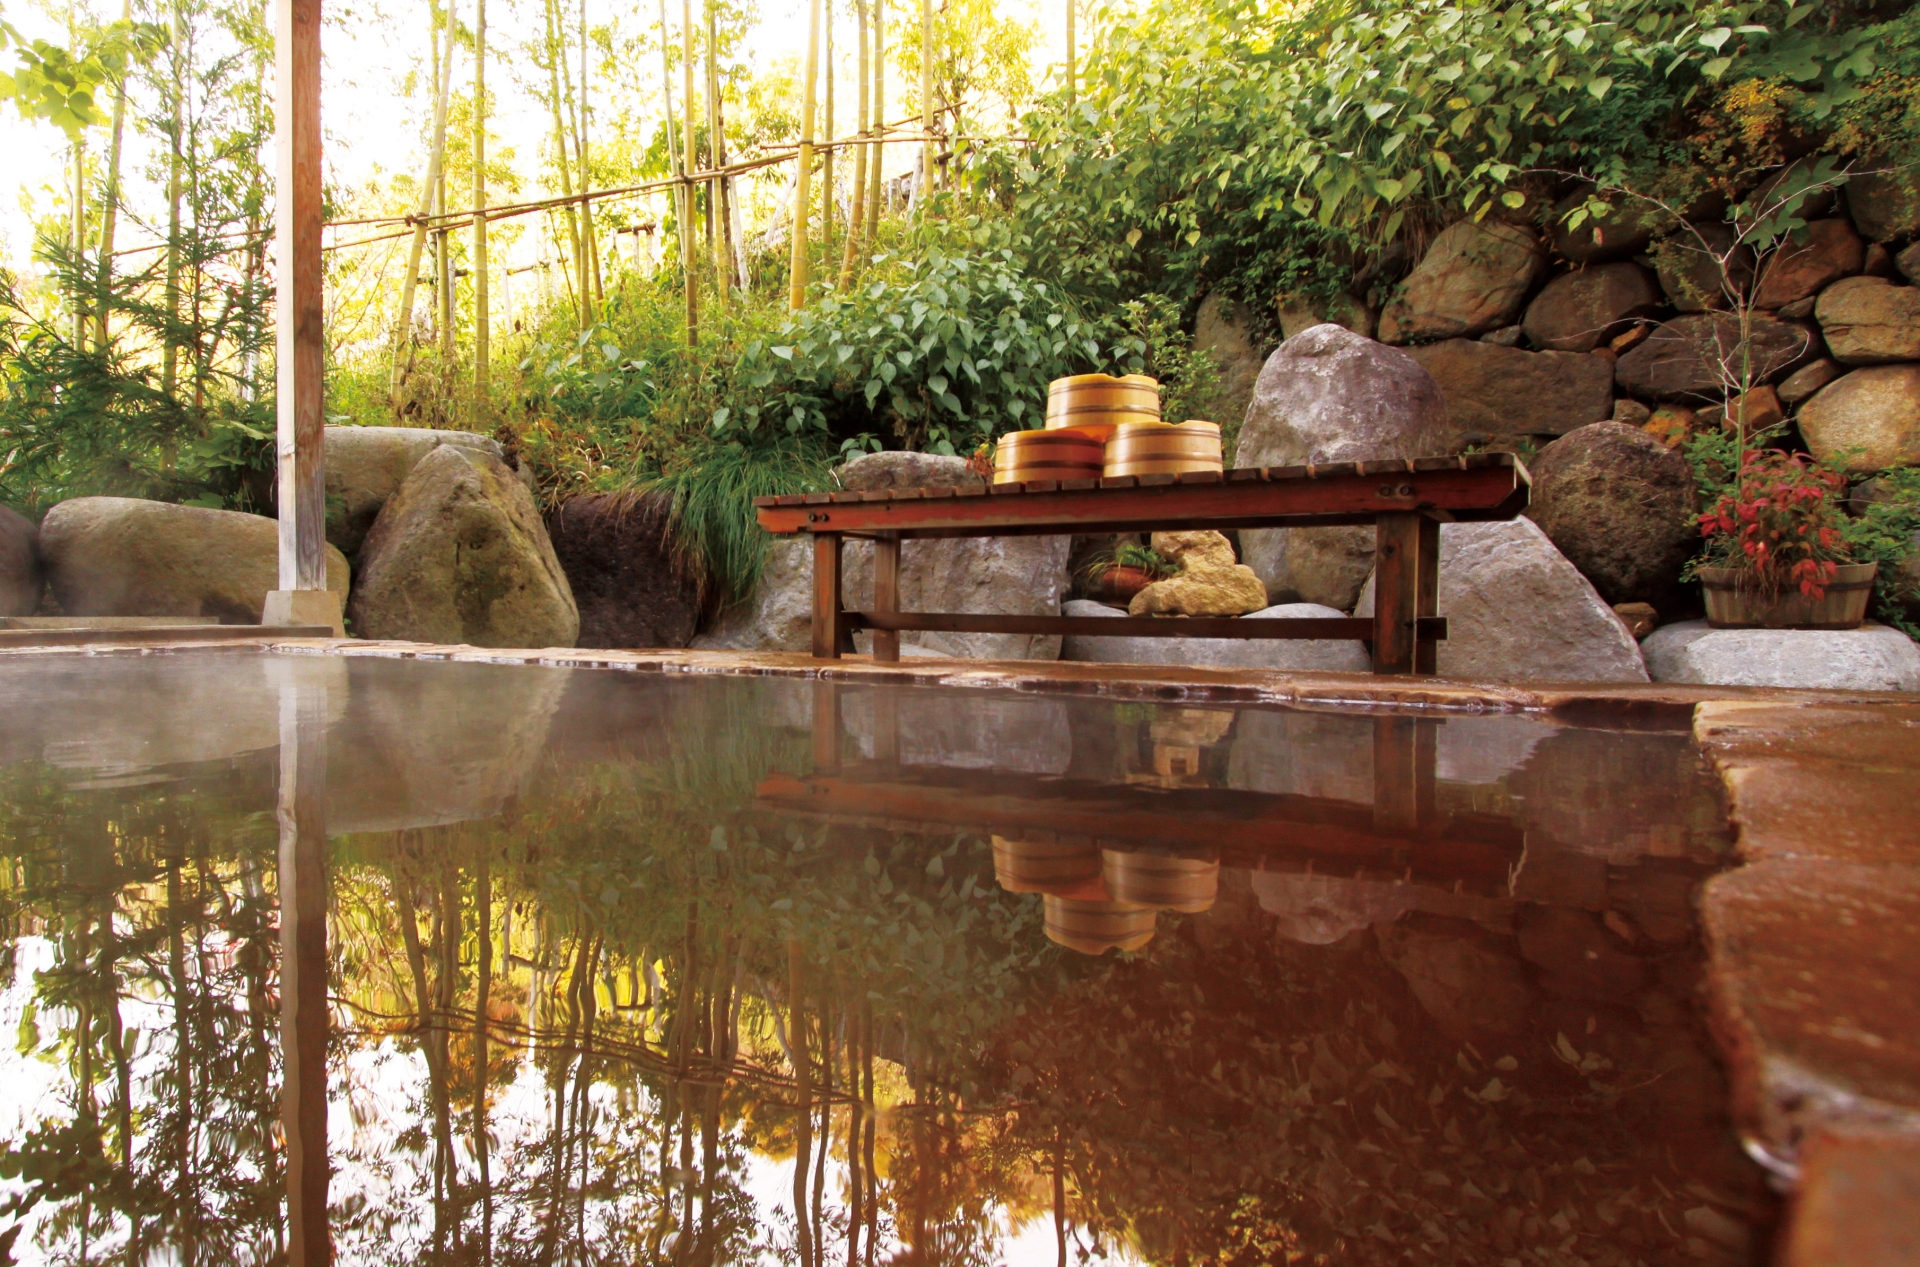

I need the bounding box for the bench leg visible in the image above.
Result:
[1416,514,1440,675]
[1373,513,1420,674]
[812,681,841,773]
[811,533,846,659]
[872,536,901,663]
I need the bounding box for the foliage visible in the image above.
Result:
[0,16,163,139]
[640,432,837,604]
[1837,467,1920,636]
[1074,539,1180,590]
[1695,448,1852,597]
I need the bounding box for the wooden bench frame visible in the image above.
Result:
[752,453,1530,675]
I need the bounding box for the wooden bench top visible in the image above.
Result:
[754,452,1529,539]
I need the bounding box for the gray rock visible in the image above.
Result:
[1406,339,1616,443]
[1652,222,1753,312]
[324,425,508,556]
[696,451,1069,660]
[1845,165,1920,243]
[1751,218,1864,310]
[1525,422,1698,608]
[348,445,578,647]
[1194,291,1266,429]
[1813,276,1920,364]
[1380,220,1547,344]
[1798,365,1920,475]
[1059,598,1370,672]
[39,496,349,623]
[1521,262,1663,353]
[0,504,41,617]
[1355,518,1649,683]
[1642,621,1920,691]
[1233,325,1451,609]
[1613,311,1816,401]
[1778,357,1842,405]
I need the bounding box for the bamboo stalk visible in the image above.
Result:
[789,0,821,310]
[473,0,490,403]
[868,0,884,225]
[391,0,457,414]
[822,0,834,255]
[543,0,585,327]
[836,0,868,288]
[681,0,700,343]
[1065,0,1075,108]
[919,0,933,204]
[93,0,133,351]
[705,0,727,301]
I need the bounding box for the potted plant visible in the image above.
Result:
[1076,540,1179,604]
[1694,449,1877,629]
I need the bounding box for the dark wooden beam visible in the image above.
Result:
[846,611,1447,642]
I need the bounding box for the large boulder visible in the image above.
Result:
[38,497,349,623]
[1798,365,1920,475]
[1405,340,1615,442]
[1643,621,1920,691]
[1355,518,1649,683]
[1652,223,1753,312]
[324,425,509,556]
[1060,598,1370,673]
[1521,262,1663,353]
[348,445,578,648]
[1845,165,1920,243]
[1525,422,1698,608]
[1127,531,1266,617]
[1379,220,1547,344]
[1233,324,1451,609]
[1,504,42,617]
[546,492,700,649]
[1812,276,1920,364]
[1193,292,1265,430]
[692,536,813,651]
[1613,312,1815,401]
[1751,219,1864,310]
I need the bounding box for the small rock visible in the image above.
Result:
[1354,518,1650,683]
[1128,530,1267,617]
[1778,358,1842,405]
[1405,339,1615,443]
[1719,386,1785,434]
[1276,291,1374,341]
[1845,164,1920,242]
[1526,422,1699,608]
[1612,398,1652,426]
[39,497,349,623]
[1653,222,1754,312]
[1549,186,1661,263]
[1799,365,1920,474]
[1863,241,1896,278]
[1060,598,1370,672]
[1643,621,1920,690]
[1644,404,1697,449]
[1815,276,1920,364]
[1522,262,1664,353]
[1753,218,1865,309]
[1777,296,1817,320]
[1194,293,1267,434]
[1234,325,1451,609]
[1379,220,1547,344]
[324,425,510,557]
[1479,324,1524,347]
[0,504,41,617]
[1614,602,1659,638]
[349,445,579,648]
[1614,312,1816,401]
[1610,323,1653,355]
[1897,240,1920,284]
[546,492,700,649]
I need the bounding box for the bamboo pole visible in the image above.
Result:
[93,0,133,351]
[835,0,868,288]
[681,0,700,343]
[542,0,585,327]
[161,3,185,396]
[789,0,821,309]
[868,0,884,224]
[473,0,490,403]
[1065,0,1075,108]
[704,0,728,301]
[390,0,456,414]
[822,0,834,255]
[919,0,933,203]
[579,0,602,311]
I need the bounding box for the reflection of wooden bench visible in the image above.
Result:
[752,453,1530,674]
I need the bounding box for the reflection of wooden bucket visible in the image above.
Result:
[992,835,1103,894]
[1103,420,1224,478]
[993,428,1106,484]
[1046,374,1161,444]
[1044,894,1157,955]
[1102,849,1220,913]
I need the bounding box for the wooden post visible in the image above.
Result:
[872,535,901,663]
[277,671,331,1267]
[873,688,900,765]
[1416,514,1440,674]
[811,533,845,659]
[265,0,343,636]
[812,681,841,773]
[1371,512,1424,675]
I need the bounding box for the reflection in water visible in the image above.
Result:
[0,654,1771,1266]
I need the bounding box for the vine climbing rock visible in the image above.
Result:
[1524,422,1698,610]
[1126,531,1268,617]
[1354,518,1649,684]
[1234,323,1450,610]
[547,492,700,649]
[1378,219,1547,345]
[0,505,42,617]
[324,425,519,557]
[349,445,578,648]
[37,497,349,623]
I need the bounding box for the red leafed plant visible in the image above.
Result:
[1697,449,1852,599]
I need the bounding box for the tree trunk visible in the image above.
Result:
[836,0,869,287]
[789,0,822,310]
[161,4,186,397]
[789,943,814,1267]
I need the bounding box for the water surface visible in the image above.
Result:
[0,652,1770,1266]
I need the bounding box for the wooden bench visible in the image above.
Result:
[752,453,1531,674]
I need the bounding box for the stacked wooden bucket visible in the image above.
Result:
[990,374,1225,485]
[990,834,1220,954]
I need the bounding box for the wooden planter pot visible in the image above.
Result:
[992,835,1103,894]
[1043,894,1157,955]
[1102,849,1219,913]
[1089,565,1158,604]
[1700,562,1879,630]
